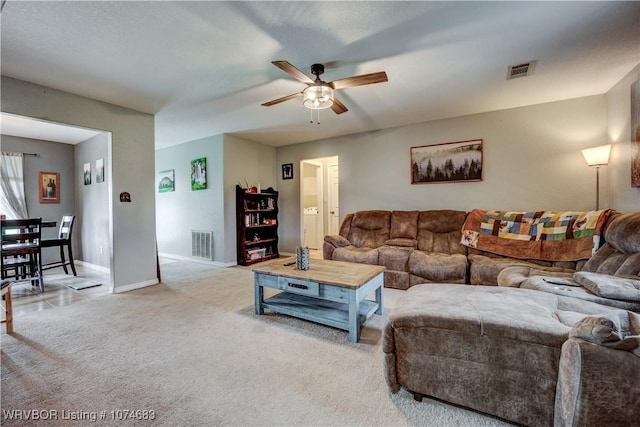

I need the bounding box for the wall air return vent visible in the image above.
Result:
[507,61,536,80]
[191,230,213,260]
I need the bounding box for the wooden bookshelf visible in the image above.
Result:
[236,185,279,265]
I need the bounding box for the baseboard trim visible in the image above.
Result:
[158,253,237,268]
[75,260,110,274]
[112,279,159,294]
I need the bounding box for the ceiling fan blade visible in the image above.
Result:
[329,71,388,90]
[330,97,348,115]
[261,92,302,107]
[271,60,314,84]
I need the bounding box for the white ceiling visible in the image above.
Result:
[0,112,103,144]
[1,1,639,149]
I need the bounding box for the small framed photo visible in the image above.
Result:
[96,158,105,183]
[39,172,60,204]
[83,162,91,185]
[282,163,294,180]
[158,169,175,193]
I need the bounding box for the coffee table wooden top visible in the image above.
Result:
[252,257,385,289]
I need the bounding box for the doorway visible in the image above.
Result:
[300,156,339,249]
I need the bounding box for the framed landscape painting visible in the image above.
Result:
[411,139,483,184]
[96,158,104,183]
[158,169,175,193]
[190,157,207,191]
[39,171,60,203]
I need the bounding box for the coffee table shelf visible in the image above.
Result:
[262,292,379,332]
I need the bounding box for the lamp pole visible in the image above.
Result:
[595,165,600,210]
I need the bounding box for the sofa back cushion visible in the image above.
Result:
[390,211,419,239]
[416,210,467,254]
[346,210,391,248]
[582,212,640,277]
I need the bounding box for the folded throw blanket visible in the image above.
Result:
[461,209,611,261]
[570,310,640,357]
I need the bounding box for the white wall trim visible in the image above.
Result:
[111,279,158,294]
[75,260,110,274]
[158,252,237,268]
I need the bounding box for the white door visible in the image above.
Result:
[328,163,339,235]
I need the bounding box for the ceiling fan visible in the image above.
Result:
[262,61,388,117]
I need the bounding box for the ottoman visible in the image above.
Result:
[383,284,610,426]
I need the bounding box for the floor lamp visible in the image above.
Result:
[581,144,611,210]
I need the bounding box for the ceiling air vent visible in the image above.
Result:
[507,61,536,80]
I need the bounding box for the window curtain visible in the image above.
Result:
[0,152,29,219]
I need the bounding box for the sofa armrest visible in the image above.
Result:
[324,234,351,248]
[323,234,352,260]
[497,265,575,288]
[555,337,640,427]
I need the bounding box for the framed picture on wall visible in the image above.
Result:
[191,157,207,191]
[39,172,60,204]
[158,169,175,193]
[282,163,293,180]
[83,162,91,185]
[410,139,483,184]
[96,158,105,183]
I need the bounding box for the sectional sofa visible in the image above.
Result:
[324,209,640,426]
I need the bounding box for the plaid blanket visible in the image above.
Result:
[461,209,612,261]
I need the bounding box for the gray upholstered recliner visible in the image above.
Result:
[497,212,640,311]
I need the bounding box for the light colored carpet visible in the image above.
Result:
[1,261,512,426]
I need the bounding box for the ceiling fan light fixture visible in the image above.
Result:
[303,85,334,110]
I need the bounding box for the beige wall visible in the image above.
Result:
[607,65,640,212]
[276,95,614,253]
[223,134,277,263]
[2,77,157,292]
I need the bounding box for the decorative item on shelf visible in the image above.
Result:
[581,144,611,210]
[296,246,310,270]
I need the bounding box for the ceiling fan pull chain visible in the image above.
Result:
[310,108,313,124]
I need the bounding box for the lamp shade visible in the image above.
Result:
[303,85,334,110]
[581,144,611,167]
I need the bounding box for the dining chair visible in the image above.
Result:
[1,279,13,333]
[1,218,44,292]
[41,215,77,276]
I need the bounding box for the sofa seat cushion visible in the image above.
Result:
[332,246,379,265]
[497,265,575,288]
[519,276,640,312]
[408,251,467,284]
[573,271,640,302]
[469,255,542,285]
